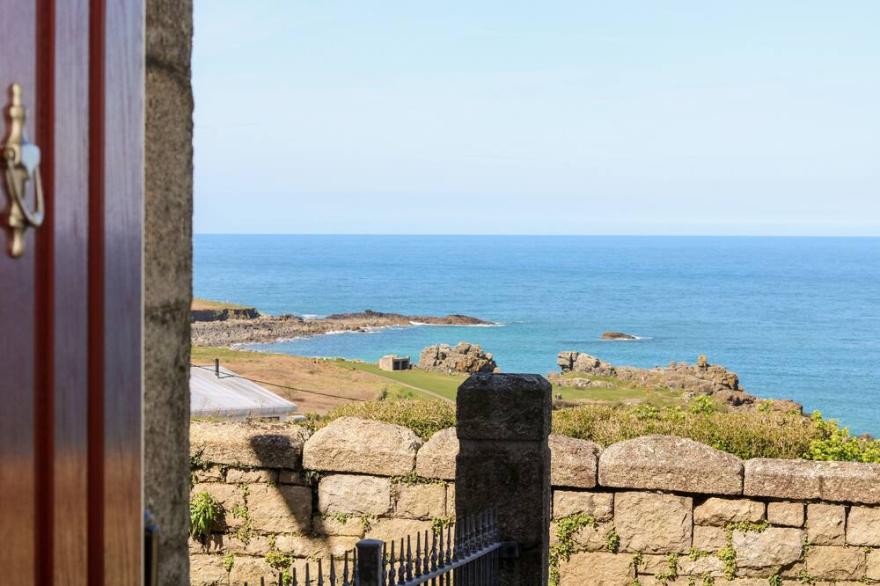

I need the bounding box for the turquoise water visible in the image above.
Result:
[194,235,880,435]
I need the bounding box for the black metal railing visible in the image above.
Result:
[358,510,501,586]
[246,510,501,586]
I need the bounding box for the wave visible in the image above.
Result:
[408,321,504,328]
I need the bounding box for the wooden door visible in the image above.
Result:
[0,1,144,585]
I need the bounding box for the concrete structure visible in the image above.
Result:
[378,354,410,371]
[144,1,194,585]
[190,366,297,418]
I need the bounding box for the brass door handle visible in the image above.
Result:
[3,83,44,258]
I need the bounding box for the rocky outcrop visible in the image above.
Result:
[192,309,491,346]
[557,352,617,377]
[191,306,260,322]
[418,342,498,374]
[601,331,637,340]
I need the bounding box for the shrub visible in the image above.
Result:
[314,400,880,462]
[189,492,222,541]
[806,411,880,463]
[320,400,455,440]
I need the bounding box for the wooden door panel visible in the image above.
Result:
[38,0,91,583]
[91,0,144,583]
[0,1,37,585]
[1,0,143,584]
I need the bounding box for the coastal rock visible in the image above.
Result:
[191,309,491,346]
[418,342,498,374]
[601,331,637,340]
[557,351,617,376]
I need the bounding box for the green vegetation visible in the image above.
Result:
[192,298,253,311]
[806,411,880,463]
[189,492,222,542]
[717,543,737,580]
[656,553,679,583]
[343,361,466,401]
[548,513,598,586]
[553,372,684,405]
[317,400,456,440]
[553,403,880,461]
[222,552,235,574]
[312,399,880,462]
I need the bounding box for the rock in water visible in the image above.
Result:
[601,331,637,340]
[418,342,498,374]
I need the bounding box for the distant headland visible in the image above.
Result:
[190,299,492,346]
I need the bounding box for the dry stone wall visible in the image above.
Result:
[190,419,880,585]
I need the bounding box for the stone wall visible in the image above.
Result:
[190,419,880,585]
[145,1,194,585]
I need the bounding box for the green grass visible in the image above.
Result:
[343,361,467,401]
[551,373,684,405]
[192,298,253,311]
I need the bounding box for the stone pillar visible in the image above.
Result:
[144,1,193,585]
[455,373,552,586]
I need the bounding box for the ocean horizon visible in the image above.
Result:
[194,234,880,435]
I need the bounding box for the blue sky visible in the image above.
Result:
[193,1,880,235]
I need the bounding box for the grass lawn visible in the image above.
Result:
[344,361,467,401]
[551,373,684,406]
[191,298,254,311]
[191,346,687,412]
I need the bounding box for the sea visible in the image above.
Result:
[194,235,880,436]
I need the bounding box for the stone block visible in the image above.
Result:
[867,549,880,581]
[456,373,552,441]
[744,459,880,504]
[364,518,434,543]
[552,490,613,522]
[414,427,457,480]
[694,497,764,526]
[190,482,244,528]
[189,553,228,586]
[558,551,634,584]
[312,514,365,537]
[273,534,360,559]
[192,466,224,483]
[227,555,276,585]
[303,417,422,476]
[190,421,309,469]
[767,501,804,527]
[446,484,455,516]
[805,546,866,581]
[599,436,743,495]
[549,520,614,552]
[693,525,728,551]
[393,483,446,519]
[732,527,803,571]
[847,506,880,546]
[278,469,307,485]
[225,468,277,484]
[807,503,846,545]
[614,491,692,554]
[246,483,311,534]
[549,434,600,489]
[318,474,391,516]
[678,554,726,577]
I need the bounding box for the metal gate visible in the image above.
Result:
[250,510,501,586]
